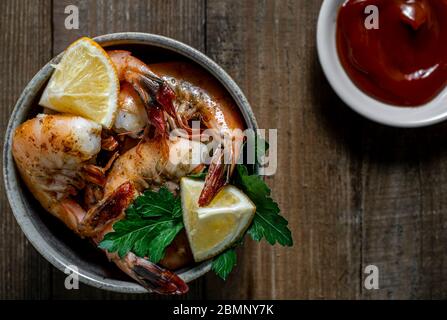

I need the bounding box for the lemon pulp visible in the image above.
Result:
[181,178,256,262]
[39,37,119,128]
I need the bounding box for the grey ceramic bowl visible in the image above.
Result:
[3,32,258,293]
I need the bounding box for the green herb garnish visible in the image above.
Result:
[98,187,183,263]
[211,249,237,280]
[187,171,208,180]
[207,164,293,280]
[233,165,292,246]
[98,137,292,280]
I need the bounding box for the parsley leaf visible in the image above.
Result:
[212,249,237,280]
[233,165,293,246]
[144,223,184,262]
[98,187,184,263]
[134,188,177,218]
[172,199,183,219]
[187,171,208,180]
[98,137,292,283]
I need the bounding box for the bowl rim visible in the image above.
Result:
[3,32,259,294]
[317,0,447,128]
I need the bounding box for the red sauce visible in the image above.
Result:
[336,0,447,106]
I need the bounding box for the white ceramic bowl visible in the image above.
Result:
[317,0,447,128]
[3,33,258,293]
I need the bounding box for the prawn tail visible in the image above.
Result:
[124,253,189,295]
[80,182,137,238]
[133,257,189,295]
[198,147,228,207]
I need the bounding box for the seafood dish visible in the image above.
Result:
[11,37,292,294]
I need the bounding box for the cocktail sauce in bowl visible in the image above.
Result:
[317,0,447,127]
[337,0,447,107]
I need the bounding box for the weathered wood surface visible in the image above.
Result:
[0,0,53,300]
[1,0,446,299]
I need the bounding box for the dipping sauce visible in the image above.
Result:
[337,0,447,106]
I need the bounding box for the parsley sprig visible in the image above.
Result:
[210,164,293,279]
[211,249,237,280]
[98,137,293,280]
[234,165,292,246]
[98,188,183,263]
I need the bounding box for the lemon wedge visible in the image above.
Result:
[181,177,256,262]
[39,37,119,128]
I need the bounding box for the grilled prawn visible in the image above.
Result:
[12,114,101,230]
[12,114,191,294]
[108,52,246,206]
[159,67,245,206]
[12,49,246,294]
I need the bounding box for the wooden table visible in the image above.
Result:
[1,0,446,300]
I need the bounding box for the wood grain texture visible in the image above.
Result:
[205,0,363,299]
[417,128,447,299]
[52,0,205,54]
[360,124,447,299]
[1,0,447,299]
[0,0,53,299]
